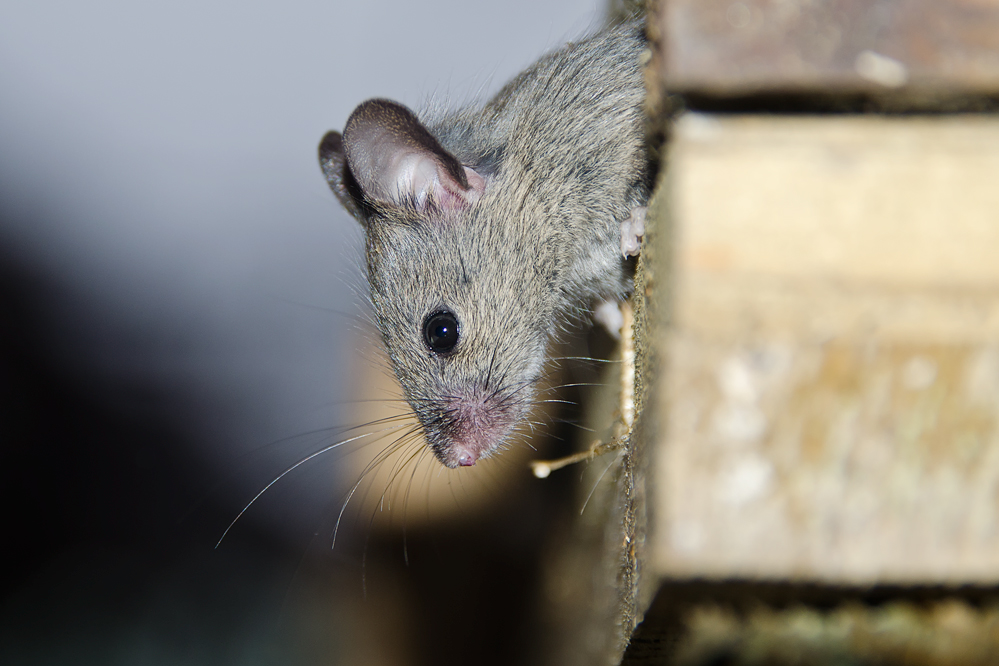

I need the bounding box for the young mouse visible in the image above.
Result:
[318,20,650,469]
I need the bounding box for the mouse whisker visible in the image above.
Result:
[354,430,424,516]
[580,451,623,515]
[548,355,623,364]
[370,438,425,520]
[335,425,424,548]
[541,381,606,391]
[216,422,414,548]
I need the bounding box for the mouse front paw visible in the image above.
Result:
[593,299,624,340]
[620,206,646,258]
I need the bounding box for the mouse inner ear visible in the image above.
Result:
[342,99,485,213]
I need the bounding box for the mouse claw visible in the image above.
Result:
[620,206,646,258]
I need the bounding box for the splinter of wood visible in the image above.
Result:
[532,301,635,478]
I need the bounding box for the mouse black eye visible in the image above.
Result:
[423,310,460,354]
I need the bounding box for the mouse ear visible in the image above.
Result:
[318,130,367,222]
[341,99,485,213]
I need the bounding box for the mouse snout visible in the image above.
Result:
[455,448,479,467]
[430,387,526,468]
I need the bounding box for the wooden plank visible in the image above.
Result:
[651,114,999,584]
[655,0,999,95]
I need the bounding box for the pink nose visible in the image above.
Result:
[457,450,478,466]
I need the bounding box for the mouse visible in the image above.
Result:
[318,20,650,469]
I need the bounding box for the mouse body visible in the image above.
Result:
[319,20,649,468]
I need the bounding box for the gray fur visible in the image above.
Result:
[318,21,649,468]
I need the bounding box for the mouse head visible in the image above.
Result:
[319,100,558,468]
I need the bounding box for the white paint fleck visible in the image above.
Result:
[902,356,937,390]
[855,50,909,88]
[718,456,774,506]
[713,403,767,444]
[718,356,759,402]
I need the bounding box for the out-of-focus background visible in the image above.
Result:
[0,2,612,664]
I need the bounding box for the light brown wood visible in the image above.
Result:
[655,0,999,95]
[651,114,999,584]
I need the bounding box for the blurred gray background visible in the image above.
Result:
[0,1,607,665]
